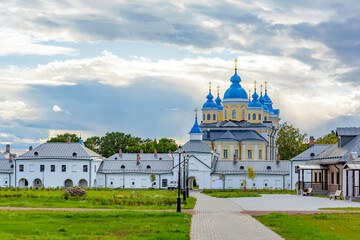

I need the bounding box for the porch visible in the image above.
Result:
[296,164,329,194]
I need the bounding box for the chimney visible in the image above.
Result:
[119,149,122,157]
[154,149,157,157]
[5,144,10,153]
[29,146,33,151]
[140,149,144,154]
[168,150,172,154]
[276,153,280,164]
[233,154,237,163]
[66,136,71,143]
[309,136,315,147]
[9,154,13,161]
[136,154,140,165]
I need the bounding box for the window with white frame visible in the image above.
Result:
[259,150,263,159]
[232,110,236,119]
[258,114,261,120]
[40,165,44,172]
[62,165,66,172]
[19,165,24,172]
[247,150,253,159]
[252,113,256,120]
[51,165,55,172]
[242,110,245,119]
[225,110,227,119]
[213,114,216,120]
[83,165,88,172]
[207,114,210,120]
[223,149,228,159]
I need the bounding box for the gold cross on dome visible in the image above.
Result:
[248,89,252,100]
[254,80,257,90]
[217,85,220,94]
[209,81,212,91]
[265,81,268,91]
[234,59,238,70]
[194,108,198,118]
[260,84,263,93]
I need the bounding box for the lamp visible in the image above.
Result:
[177,145,182,212]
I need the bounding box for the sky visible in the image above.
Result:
[1,0,360,149]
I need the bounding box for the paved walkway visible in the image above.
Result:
[231,194,360,211]
[190,191,282,240]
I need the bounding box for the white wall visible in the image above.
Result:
[0,173,12,187]
[289,160,312,190]
[211,173,290,190]
[96,172,173,189]
[15,159,101,188]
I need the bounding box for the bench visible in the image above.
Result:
[302,188,313,196]
[330,190,342,200]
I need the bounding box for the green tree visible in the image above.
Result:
[247,166,257,189]
[150,173,156,189]
[84,136,101,152]
[219,173,225,189]
[99,132,142,157]
[276,122,309,160]
[315,130,337,144]
[47,133,79,143]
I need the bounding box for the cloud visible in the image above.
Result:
[52,105,62,112]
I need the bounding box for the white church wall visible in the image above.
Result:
[289,160,312,190]
[0,173,12,187]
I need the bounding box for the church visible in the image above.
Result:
[200,59,280,161]
[0,60,289,190]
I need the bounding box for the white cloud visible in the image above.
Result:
[0,100,33,120]
[52,105,62,112]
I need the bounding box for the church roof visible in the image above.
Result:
[17,143,104,161]
[189,118,202,134]
[223,70,248,100]
[213,160,289,175]
[203,130,266,142]
[107,153,173,161]
[181,140,213,153]
[98,160,173,174]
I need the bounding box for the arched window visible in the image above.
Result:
[240,166,245,170]
[267,166,271,170]
[264,116,267,121]
[258,114,261,120]
[121,165,125,169]
[146,165,151,169]
[207,114,210,120]
[225,110,227,119]
[34,152,38,156]
[72,152,77,157]
[213,114,216,120]
[248,113,250,120]
[253,113,256,120]
[232,110,236,119]
[203,114,205,121]
[242,110,245,119]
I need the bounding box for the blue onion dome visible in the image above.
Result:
[259,93,269,112]
[215,93,223,110]
[247,90,263,108]
[189,117,202,134]
[202,90,218,109]
[223,69,248,99]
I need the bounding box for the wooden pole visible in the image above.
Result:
[353,170,355,198]
[302,169,304,190]
[346,170,349,197]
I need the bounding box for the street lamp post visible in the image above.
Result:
[177,145,182,212]
[123,170,125,189]
[182,151,186,202]
[186,155,190,197]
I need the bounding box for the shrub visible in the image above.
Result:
[64,187,86,197]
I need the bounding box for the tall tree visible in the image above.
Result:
[47,133,79,143]
[247,166,257,189]
[276,122,308,160]
[315,130,337,144]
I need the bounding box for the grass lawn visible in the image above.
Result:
[255,213,360,240]
[0,210,191,239]
[319,207,360,211]
[201,189,296,198]
[0,188,196,210]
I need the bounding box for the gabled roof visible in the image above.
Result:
[107,153,173,161]
[181,140,213,153]
[203,130,266,142]
[98,160,173,174]
[213,160,289,175]
[17,143,104,161]
[337,127,360,136]
[0,152,6,160]
[0,159,13,173]
[307,134,360,165]
[1,150,27,159]
[291,144,332,161]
